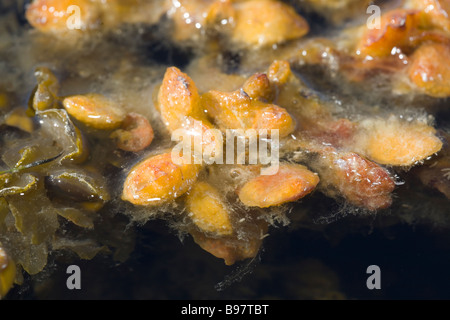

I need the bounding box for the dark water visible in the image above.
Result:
[5,192,450,300]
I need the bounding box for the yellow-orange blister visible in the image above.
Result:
[189,228,265,266]
[186,182,233,236]
[267,60,293,86]
[122,152,201,206]
[325,151,396,211]
[408,43,450,98]
[407,0,450,32]
[242,73,273,101]
[202,88,295,137]
[251,104,296,138]
[355,9,420,58]
[63,93,126,130]
[232,0,309,47]
[111,112,154,152]
[26,0,99,33]
[157,67,202,132]
[238,163,319,208]
[201,89,255,129]
[0,247,16,299]
[358,117,443,166]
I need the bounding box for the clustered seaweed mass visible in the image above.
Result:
[1,0,450,298]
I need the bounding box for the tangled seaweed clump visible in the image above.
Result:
[0,0,449,299]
